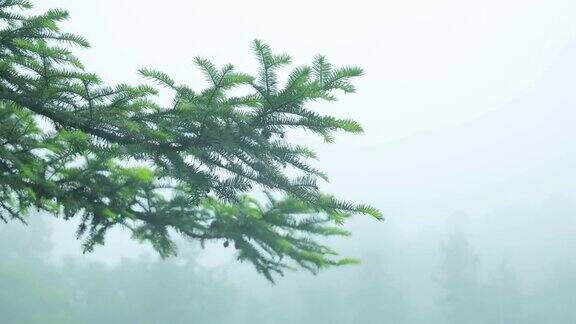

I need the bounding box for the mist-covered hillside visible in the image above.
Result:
[324,41,576,216]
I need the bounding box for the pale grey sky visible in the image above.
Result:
[31,0,576,265]
[36,0,576,143]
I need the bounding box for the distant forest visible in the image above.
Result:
[2,198,574,324]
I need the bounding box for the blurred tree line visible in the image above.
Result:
[2,210,575,324]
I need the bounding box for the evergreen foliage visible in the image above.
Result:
[0,0,381,281]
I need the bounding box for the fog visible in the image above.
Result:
[3,0,576,322]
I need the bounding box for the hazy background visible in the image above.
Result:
[2,0,576,322]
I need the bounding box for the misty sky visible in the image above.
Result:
[35,0,576,142]
[26,1,576,268]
